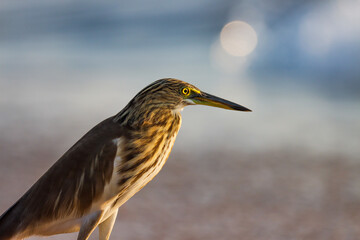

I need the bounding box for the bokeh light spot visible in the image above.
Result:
[220,21,258,57]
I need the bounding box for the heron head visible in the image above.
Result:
[138,78,251,112]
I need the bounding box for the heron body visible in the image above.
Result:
[0,78,251,240]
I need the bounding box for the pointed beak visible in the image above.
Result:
[191,91,252,112]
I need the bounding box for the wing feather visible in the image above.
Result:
[0,116,123,238]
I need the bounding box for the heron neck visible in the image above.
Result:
[115,110,182,188]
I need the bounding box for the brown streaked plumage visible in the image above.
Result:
[0,78,251,240]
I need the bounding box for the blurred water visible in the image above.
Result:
[1,0,360,158]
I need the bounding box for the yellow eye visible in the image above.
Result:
[182,87,190,96]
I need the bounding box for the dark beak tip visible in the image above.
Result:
[235,106,252,112]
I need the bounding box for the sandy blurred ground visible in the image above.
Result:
[1,119,360,240]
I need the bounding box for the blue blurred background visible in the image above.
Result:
[1,0,360,239]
